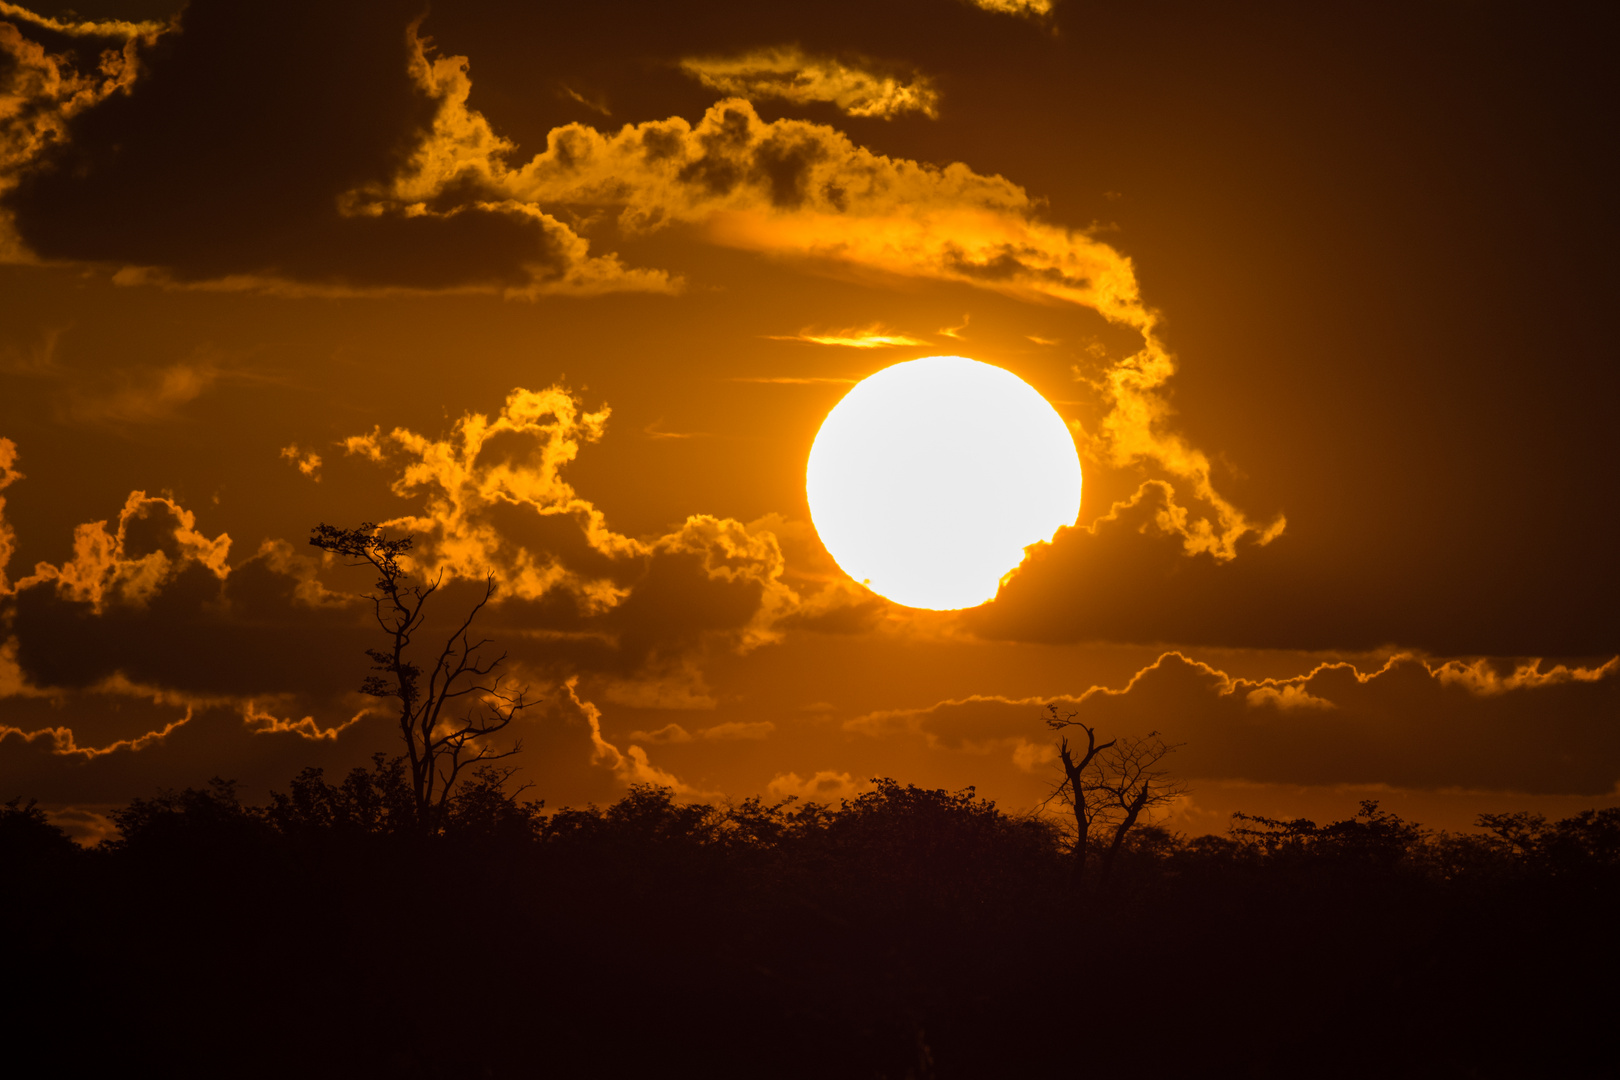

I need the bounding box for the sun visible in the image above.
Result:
[807,355,1082,610]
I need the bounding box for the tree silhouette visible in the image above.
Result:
[1044,706,1187,887]
[311,522,533,834]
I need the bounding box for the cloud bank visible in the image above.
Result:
[0,1,1278,562]
[849,650,1620,796]
[0,386,873,809]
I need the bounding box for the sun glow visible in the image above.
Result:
[807,356,1082,610]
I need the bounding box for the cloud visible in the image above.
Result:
[642,419,708,440]
[699,720,774,741]
[626,719,772,742]
[0,698,395,808]
[0,2,164,39]
[963,0,1054,19]
[559,83,610,117]
[2,706,192,761]
[0,4,160,260]
[765,324,927,348]
[10,488,231,609]
[338,384,874,681]
[0,384,879,808]
[767,769,864,804]
[0,326,60,375]
[847,649,1620,796]
[565,677,712,798]
[279,444,322,481]
[0,437,20,594]
[0,2,669,296]
[968,479,1610,656]
[679,46,940,119]
[3,4,1273,556]
[0,485,397,804]
[63,358,231,425]
[369,77,1277,557]
[0,474,393,794]
[628,723,692,744]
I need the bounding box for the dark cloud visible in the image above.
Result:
[44,563,346,694]
[1,0,571,290]
[851,650,1620,797]
[0,705,377,805]
[0,387,864,807]
[966,482,1619,657]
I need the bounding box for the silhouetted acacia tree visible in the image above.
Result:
[311,522,533,834]
[1044,706,1187,887]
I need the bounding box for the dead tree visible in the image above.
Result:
[1043,705,1187,887]
[311,522,533,834]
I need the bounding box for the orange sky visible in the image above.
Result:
[1,0,1614,842]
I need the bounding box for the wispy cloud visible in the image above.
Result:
[279,444,322,481]
[64,358,236,426]
[569,679,715,798]
[767,770,864,803]
[680,46,939,120]
[765,324,927,348]
[963,0,1054,19]
[559,83,610,116]
[643,419,709,440]
[699,720,774,741]
[0,327,62,375]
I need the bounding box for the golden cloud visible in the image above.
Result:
[12,490,231,611]
[1,708,192,761]
[566,677,714,798]
[0,1,164,39]
[1,12,1280,557]
[0,482,371,759]
[363,36,1280,557]
[964,0,1053,18]
[679,46,940,120]
[0,6,162,261]
[0,10,673,298]
[765,323,928,348]
[846,649,1620,794]
[279,444,323,481]
[342,385,856,657]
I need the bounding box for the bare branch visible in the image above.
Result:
[313,525,533,835]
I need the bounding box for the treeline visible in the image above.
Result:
[4,763,1617,1078]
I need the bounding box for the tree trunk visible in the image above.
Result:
[1098,786,1153,888]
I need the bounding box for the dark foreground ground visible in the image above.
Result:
[5,767,1617,1078]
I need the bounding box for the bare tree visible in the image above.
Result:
[311,522,533,834]
[1043,705,1187,887]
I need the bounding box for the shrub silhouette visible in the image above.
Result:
[0,796,77,865]
[4,774,1615,1078]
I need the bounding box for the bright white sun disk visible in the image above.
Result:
[807,356,1082,610]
